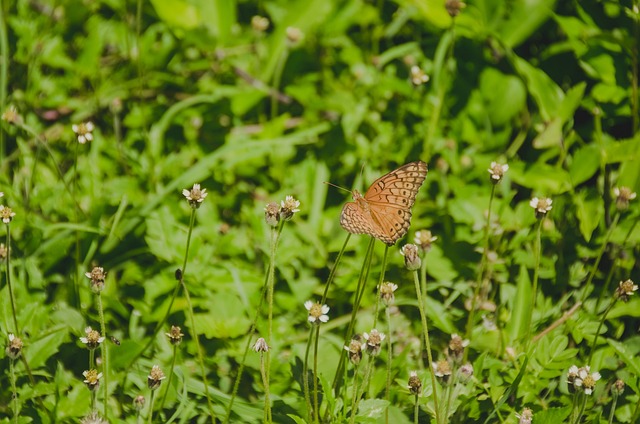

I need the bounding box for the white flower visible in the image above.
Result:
[305,300,330,323]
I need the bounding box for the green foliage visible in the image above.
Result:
[0,0,639,422]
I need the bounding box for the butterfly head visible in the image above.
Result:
[352,189,363,200]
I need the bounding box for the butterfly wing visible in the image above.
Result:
[364,161,428,245]
[340,201,381,239]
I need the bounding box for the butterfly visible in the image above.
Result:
[340,161,428,246]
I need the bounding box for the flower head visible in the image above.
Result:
[432,359,452,383]
[401,244,421,270]
[251,15,270,32]
[569,365,601,395]
[530,197,552,219]
[133,395,146,411]
[612,379,625,396]
[0,205,16,224]
[285,27,304,45]
[615,279,638,302]
[182,183,208,209]
[459,363,474,383]
[264,202,280,227]
[0,243,7,260]
[515,408,533,424]
[445,0,466,17]
[448,333,469,363]
[2,106,21,125]
[280,196,300,221]
[6,333,23,359]
[488,162,509,184]
[414,230,437,252]
[80,326,105,350]
[80,412,108,424]
[85,266,106,293]
[252,337,270,353]
[344,336,364,365]
[378,282,398,305]
[613,186,636,210]
[72,121,95,144]
[305,300,330,324]
[83,369,103,391]
[363,329,385,356]
[148,365,166,390]
[166,325,184,345]
[408,370,422,395]
[410,66,429,86]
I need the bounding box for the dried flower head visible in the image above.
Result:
[80,326,105,350]
[344,336,364,365]
[445,0,466,17]
[0,243,7,260]
[408,370,422,395]
[448,333,470,363]
[251,15,270,32]
[280,195,301,221]
[264,202,280,227]
[85,266,106,293]
[0,205,16,224]
[530,197,552,218]
[401,244,421,270]
[133,395,146,411]
[305,300,330,324]
[410,66,429,86]
[6,333,23,359]
[148,365,166,390]
[414,230,437,252]
[515,407,533,424]
[252,337,270,353]
[432,359,452,383]
[72,121,95,144]
[378,281,398,305]
[459,363,474,383]
[2,105,21,125]
[285,26,304,44]
[363,329,385,356]
[166,325,184,345]
[80,412,108,424]
[83,369,103,391]
[488,162,509,184]
[614,279,638,302]
[613,186,636,210]
[182,183,208,209]
[612,379,625,395]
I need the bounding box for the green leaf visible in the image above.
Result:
[608,339,640,376]
[193,296,251,339]
[149,0,201,30]
[574,189,603,242]
[569,145,601,186]
[479,68,527,126]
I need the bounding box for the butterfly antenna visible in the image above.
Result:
[323,181,352,193]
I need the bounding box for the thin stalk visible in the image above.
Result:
[303,326,314,423]
[413,393,419,424]
[97,294,109,419]
[0,0,8,162]
[573,392,588,424]
[271,47,289,119]
[608,392,619,424]
[464,184,495,359]
[587,297,616,366]
[349,363,360,422]
[148,389,157,424]
[313,325,320,424]
[10,358,18,423]
[372,246,390,328]
[350,356,374,424]
[181,281,216,422]
[384,306,392,424]
[73,141,81,308]
[412,270,440,422]
[581,213,620,303]
[259,350,270,424]
[525,219,543,348]
[5,224,18,333]
[159,344,179,411]
[321,234,351,304]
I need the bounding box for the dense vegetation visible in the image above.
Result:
[0,0,639,423]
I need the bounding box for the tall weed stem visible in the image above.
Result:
[9,357,18,423]
[581,213,619,303]
[587,297,616,366]
[159,344,179,411]
[97,293,109,419]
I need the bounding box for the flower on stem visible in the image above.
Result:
[378,281,398,306]
[414,230,437,252]
[0,243,7,259]
[72,121,95,144]
[80,326,105,350]
[344,336,363,365]
[82,369,103,391]
[252,337,270,353]
[432,359,452,383]
[530,197,552,219]
[85,266,106,293]
[612,379,625,395]
[80,412,108,424]
[133,395,146,411]
[6,333,23,359]
[448,333,469,363]
[407,371,422,395]
[182,183,208,209]
[280,195,301,221]
[458,363,474,383]
[401,244,421,271]
[488,162,509,184]
[304,300,330,324]
[615,279,638,302]
[0,205,16,224]
[285,27,304,45]
[264,202,280,227]
[166,325,184,345]
[613,186,636,210]
[445,0,466,17]
[410,66,429,86]
[568,365,601,395]
[2,105,22,125]
[363,329,385,356]
[515,408,533,424]
[148,365,166,390]
[251,15,270,32]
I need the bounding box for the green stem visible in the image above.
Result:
[303,326,314,423]
[587,297,616,366]
[259,350,270,424]
[349,363,360,422]
[350,356,374,424]
[526,219,543,348]
[10,358,18,424]
[97,293,109,419]
[413,393,419,424]
[321,234,351,304]
[581,213,620,303]
[412,270,440,422]
[148,389,157,424]
[5,223,18,333]
[385,306,392,424]
[574,392,588,424]
[608,392,619,424]
[372,246,390,328]
[159,344,178,411]
[0,0,8,163]
[271,47,289,119]
[313,325,320,424]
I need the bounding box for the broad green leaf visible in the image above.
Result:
[574,189,603,242]
[512,54,564,121]
[506,265,532,345]
[149,0,201,30]
[479,68,527,126]
[569,145,601,186]
[498,0,557,48]
[608,339,640,376]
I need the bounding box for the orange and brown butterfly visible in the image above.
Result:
[339,161,428,246]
